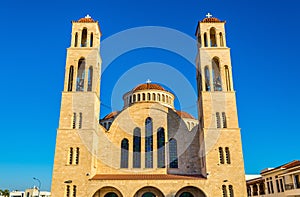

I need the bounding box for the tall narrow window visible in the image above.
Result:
[219,147,224,164]
[87,66,93,91]
[120,138,129,168]
[90,33,93,47]
[225,147,231,164]
[204,33,208,47]
[216,112,221,128]
[133,127,141,168]
[69,147,73,165]
[220,32,224,47]
[73,185,77,197]
[66,185,70,197]
[225,66,231,91]
[138,94,141,101]
[222,112,227,128]
[152,93,156,101]
[75,147,80,165]
[74,33,78,47]
[204,66,211,91]
[212,57,222,91]
[79,113,82,129]
[162,94,165,102]
[81,28,87,47]
[72,113,76,129]
[157,127,165,168]
[145,117,153,168]
[76,58,85,91]
[142,93,145,101]
[210,28,217,47]
[229,185,234,197]
[157,94,161,101]
[147,93,151,101]
[133,94,136,102]
[169,138,178,168]
[198,34,202,47]
[222,185,227,197]
[68,66,74,91]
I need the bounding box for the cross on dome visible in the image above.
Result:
[85,14,92,19]
[146,79,151,84]
[206,13,213,18]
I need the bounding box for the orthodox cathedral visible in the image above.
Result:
[51,14,247,197]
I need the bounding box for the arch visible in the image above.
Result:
[129,95,132,103]
[87,66,93,91]
[147,93,151,101]
[138,94,141,101]
[133,127,141,168]
[68,66,74,91]
[133,94,136,102]
[120,138,129,168]
[175,186,206,197]
[225,65,231,91]
[204,66,210,91]
[157,94,161,101]
[162,94,165,102]
[222,185,227,197]
[142,93,146,101]
[229,185,234,197]
[169,138,178,168]
[81,28,87,47]
[74,32,78,47]
[76,58,85,91]
[210,27,217,47]
[222,112,227,128]
[157,127,165,168]
[134,186,164,197]
[220,32,224,47]
[145,117,153,168]
[92,186,123,197]
[212,57,222,91]
[104,192,118,197]
[204,33,208,47]
[152,93,156,101]
[216,112,221,128]
[90,33,94,47]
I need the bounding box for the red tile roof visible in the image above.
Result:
[176,111,195,119]
[91,174,205,180]
[102,111,119,120]
[261,160,300,174]
[201,17,224,23]
[133,83,165,92]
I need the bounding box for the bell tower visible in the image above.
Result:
[196,14,247,196]
[51,15,102,196]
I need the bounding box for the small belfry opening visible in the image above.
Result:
[220,32,224,47]
[81,28,87,47]
[67,66,74,91]
[212,57,222,91]
[210,28,217,47]
[88,66,93,91]
[90,33,93,47]
[74,33,78,47]
[76,58,85,91]
[204,33,208,47]
[204,66,210,91]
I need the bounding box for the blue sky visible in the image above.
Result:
[0,0,299,191]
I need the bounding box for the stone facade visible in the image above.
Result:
[51,14,247,197]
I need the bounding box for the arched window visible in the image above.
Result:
[76,58,85,91]
[133,127,141,168]
[75,147,79,165]
[198,34,202,47]
[180,192,194,197]
[157,127,165,168]
[74,32,78,47]
[120,138,129,168]
[210,28,217,47]
[73,185,77,197]
[72,113,76,129]
[169,138,178,168]
[157,94,161,101]
[104,192,118,197]
[222,185,228,197]
[145,117,153,168]
[81,28,87,47]
[162,94,165,102]
[142,93,145,101]
[68,66,74,91]
[133,94,136,102]
[142,192,155,197]
[90,33,93,47]
[138,94,141,101]
[219,147,224,164]
[204,66,210,91]
[222,112,227,128]
[66,185,70,197]
[69,147,73,165]
[229,185,234,197]
[147,93,151,101]
[79,112,82,129]
[220,32,224,47]
[225,65,231,91]
[87,66,93,91]
[225,147,231,164]
[166,96,169,103]
[129,95,132,103]
[216,112,221,128]
[212,57,222,91]
[204,33,208,47]
[152,93,156,101]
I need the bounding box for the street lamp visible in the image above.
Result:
[33,177,41,197]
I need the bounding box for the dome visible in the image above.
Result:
[133,83,165,92]
[176,111,195,119]
[76,15,96,23]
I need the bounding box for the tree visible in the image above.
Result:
[0,189,9,197]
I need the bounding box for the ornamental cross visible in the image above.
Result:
[146,79,151,84]
[206,13,213,18]
[85,14,91,19]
